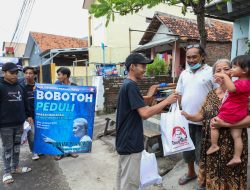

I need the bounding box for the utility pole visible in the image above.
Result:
[101,42,105,64]
[129,28,131,53]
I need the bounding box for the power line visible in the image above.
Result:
[10,0,28,46]
[14,0,35,48]
[10,0,35,53]
[13,0,31,48]
[14,0,36,51]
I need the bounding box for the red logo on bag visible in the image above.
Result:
[172,126,187,145]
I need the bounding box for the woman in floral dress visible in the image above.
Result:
[182,59,248,190]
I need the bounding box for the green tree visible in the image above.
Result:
[90,0,228,49]
[146,54,167,76]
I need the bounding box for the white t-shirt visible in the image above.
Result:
[176,64,216,125]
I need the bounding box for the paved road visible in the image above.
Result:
[0,144,71,190]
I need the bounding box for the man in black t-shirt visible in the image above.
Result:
[116,53,178,190]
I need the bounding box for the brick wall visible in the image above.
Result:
[206,42,232,65]
[103,76,175,113]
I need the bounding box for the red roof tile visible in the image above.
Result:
[158,14,232,42]
[139,13,232,45]
[31,32,88,53]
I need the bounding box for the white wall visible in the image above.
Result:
[88,4,196,64]
[91,17,107,46]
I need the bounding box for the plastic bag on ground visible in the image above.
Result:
[138,150,162,190]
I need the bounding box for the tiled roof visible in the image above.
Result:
[31,32,88,53]
[159,14,232,42]
[139,13,232,45]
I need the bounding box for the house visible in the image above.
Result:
[134,12,232,77]
[24,32,88,84]
[2,42,28,66]
[205,0,250,58]
[83,1,198,111]
[2,42,26,57]
[83,1,197,66]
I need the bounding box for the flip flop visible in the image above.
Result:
[196,186,206,190]
[195,183,206,190]
[178,174,197,185]
[11,167,32,174]
[3,173,14,184]
[69,153,79,158]
[54,155,63,161]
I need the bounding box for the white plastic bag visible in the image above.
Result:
[160,102,195,156]
[21,121,31,144]
[138,150,162,190]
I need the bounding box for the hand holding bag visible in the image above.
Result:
[21,121,31,144]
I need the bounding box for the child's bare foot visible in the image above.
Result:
[227,157,242,166]
[206,145,220,155]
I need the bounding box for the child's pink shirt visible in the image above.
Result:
[218,79,250,124]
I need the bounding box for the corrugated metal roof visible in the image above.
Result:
[205,0,250,21]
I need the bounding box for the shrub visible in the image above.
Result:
[146,54,168,76]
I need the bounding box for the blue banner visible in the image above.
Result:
[34,84,96,155]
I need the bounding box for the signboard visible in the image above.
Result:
[33,84,96,155]
[96,64,118,77]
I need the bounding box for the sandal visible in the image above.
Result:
[196,186,206,190]
[178,174,197,185]
[11,167,32,174]
[3,173,14,184]
[195,183,206,190]
[69,153,79,158]
[54,155,63,161]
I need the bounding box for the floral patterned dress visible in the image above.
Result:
[197,90,248,190]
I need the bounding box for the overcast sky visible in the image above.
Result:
[0,0,89,53]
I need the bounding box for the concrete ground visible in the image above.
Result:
[59,140,169,190]
[59,140,117,190]
[0,143,70,190]
[58,113,172,190]
[0,139,167,190]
